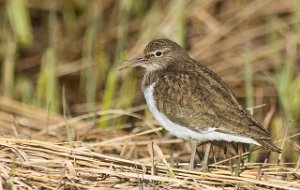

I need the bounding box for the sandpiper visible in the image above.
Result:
[120,39,281,170]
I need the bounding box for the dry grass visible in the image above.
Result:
[0,99,299,189]
[0,135,299,189]
[1,0,300,189]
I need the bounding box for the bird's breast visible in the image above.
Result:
[142,71,159,92]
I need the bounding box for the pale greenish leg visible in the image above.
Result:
[201,143,211,171]
[189,140,198,170]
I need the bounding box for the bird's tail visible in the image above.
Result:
[257,139,282,153]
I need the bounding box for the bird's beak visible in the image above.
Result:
[118,56,148,71]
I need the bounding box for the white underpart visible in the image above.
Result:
[144,82,261,146]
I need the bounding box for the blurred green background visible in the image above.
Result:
[0,0,300,162]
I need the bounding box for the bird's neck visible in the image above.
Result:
[142,70,160,92]
[141,59,196,91]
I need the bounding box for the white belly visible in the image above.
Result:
[143,82,261,146]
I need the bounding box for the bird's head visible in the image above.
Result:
[119,39,189,72]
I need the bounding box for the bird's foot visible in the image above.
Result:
[199,164,209,172]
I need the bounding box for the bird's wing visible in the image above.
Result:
[153,67,271,140]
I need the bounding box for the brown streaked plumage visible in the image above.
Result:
[120,39,281,169]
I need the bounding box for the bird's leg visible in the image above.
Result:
[236,144,242,176]
[189,140,198,170]
[201,143,211,171]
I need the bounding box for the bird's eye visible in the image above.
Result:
[155,51,163,57]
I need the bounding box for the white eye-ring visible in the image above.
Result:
[154,50,163,57]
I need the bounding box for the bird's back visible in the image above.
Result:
[143,59,281,152]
